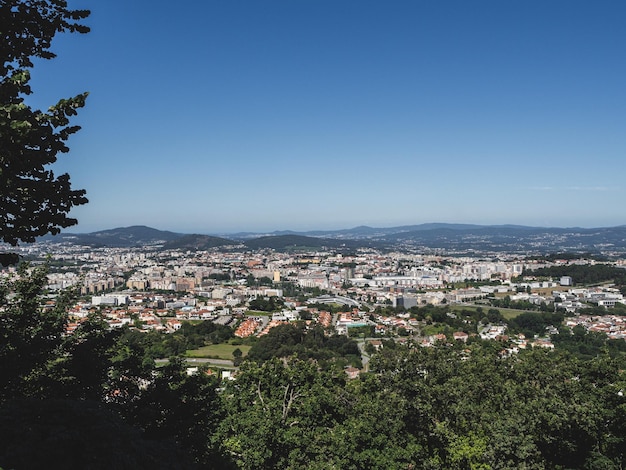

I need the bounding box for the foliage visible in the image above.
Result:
[489,294,544,311]
[121,357,228,467]
[0,0,89,256]
[508,310,564,337]
[308,301,352,313]
[552,325,626,360]
[368,344,626,469]
[0,398,194,469]
[0,264,206,467]
[2,261,626,469]
[209,272,231,282]
[246,323,361,368]
[57,312,123,400]
[524,264,626,287]
[410,304,483,333]
[217,341,626,468]
[246,274,273,287]
[217,358,350,469]
[248,295,283,312]
[115,320,233,362]
[162,234,233,250]
[347,324,374,338]
[0,263,69,397]
[275,281,300,297]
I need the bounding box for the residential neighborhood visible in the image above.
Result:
[5,238,626,363]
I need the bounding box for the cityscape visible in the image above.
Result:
[3,223,626,467]
[3,0,626,468]
[10,223,626,358]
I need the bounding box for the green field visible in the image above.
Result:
[186,343,251,359]
[420,324,448,336]
[448,304,528,320]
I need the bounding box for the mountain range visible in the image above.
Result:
[40,224,626,254]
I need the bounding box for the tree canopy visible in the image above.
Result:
[0,0,90,259]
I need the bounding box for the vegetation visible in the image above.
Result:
[243,234,360,251]
[209,272,232,282]
[2,263,626,469]
[508,311,564,337]
[246,323,362,369]
[247,295,283,312]
[162,234,235,250]
[552,325,626,360]
[489,295,553,312]
[116,320,234,361]
[308,301,353,313]
[524,263,626,287]
[532,252,608,262]
[186,343,251,360]
[1,8,625,466]
[0,0,89,265]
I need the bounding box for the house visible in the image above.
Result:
[345,366,361,379]
[453,331,469,343]
[531,338,555,349]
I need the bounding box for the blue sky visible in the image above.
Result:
[29,0,626,234]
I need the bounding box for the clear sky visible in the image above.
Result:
[29,0,626,234]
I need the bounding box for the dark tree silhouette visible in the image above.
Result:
[0,1,90,264]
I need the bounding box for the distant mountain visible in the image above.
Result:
[162,234,237,250]
[243,235,362,251]
[231,224,626,254]
[228,223,488,240]
[43,225,183,247]
[39,224,626,254]
[375,225,626,254]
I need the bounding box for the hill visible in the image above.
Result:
[243,234,362,251]
[377,225,626,253]
[162,234,237,250]
[42,226,183,247]
[38,224,626,254]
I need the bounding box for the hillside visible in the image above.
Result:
[42,226,183,247]
[38,224,626,254]
[243,234,362,251]
[162,234,237,250]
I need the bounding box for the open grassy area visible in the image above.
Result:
[186,343,251,359]
[448,304,528,320]
[421,324,447,336]
[495,308,532,320]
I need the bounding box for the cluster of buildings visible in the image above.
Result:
[565,314,626,340]
[3,240,626,347]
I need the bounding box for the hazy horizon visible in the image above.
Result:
[60,220,626,236]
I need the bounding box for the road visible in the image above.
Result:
[156,357,235,367]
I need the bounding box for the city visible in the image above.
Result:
[3,0,626,468]
[8,228,626,368]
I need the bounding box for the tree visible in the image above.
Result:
[0,398,195,469]
[123,357,228,467]
[0,262,68,397]
[217,358,348,469]
[0,1,90,264]
[232,347,243,366]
